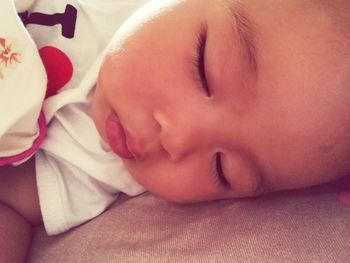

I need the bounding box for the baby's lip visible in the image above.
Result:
[105,112,135,160]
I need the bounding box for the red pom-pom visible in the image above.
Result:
[39,46,73,99]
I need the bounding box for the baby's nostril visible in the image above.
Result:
[153,111,168,130]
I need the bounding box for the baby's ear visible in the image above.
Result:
[14,0,36,13]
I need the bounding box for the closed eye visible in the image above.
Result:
[211,153,230,187]
[216,153,230,186]
[193,27,210,96]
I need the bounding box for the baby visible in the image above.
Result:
[1,0,350,261]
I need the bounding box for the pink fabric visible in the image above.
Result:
[337,176,350,206]
[0,111,46,166]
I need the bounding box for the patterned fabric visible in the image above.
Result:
[0,0,47,165]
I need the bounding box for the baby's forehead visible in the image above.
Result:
[227,0,350,59]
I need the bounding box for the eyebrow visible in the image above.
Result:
[228,3,258,80]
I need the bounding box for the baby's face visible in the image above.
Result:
[93,0,350,202]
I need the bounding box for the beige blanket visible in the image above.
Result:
[29,182,350,263]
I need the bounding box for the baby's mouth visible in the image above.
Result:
[105,112,134,160]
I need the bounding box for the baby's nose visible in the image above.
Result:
[154,111,211,162]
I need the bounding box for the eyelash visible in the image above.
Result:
[211,153,230,187]
[193,29,210,96]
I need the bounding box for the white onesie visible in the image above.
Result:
[0,0,148,235]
